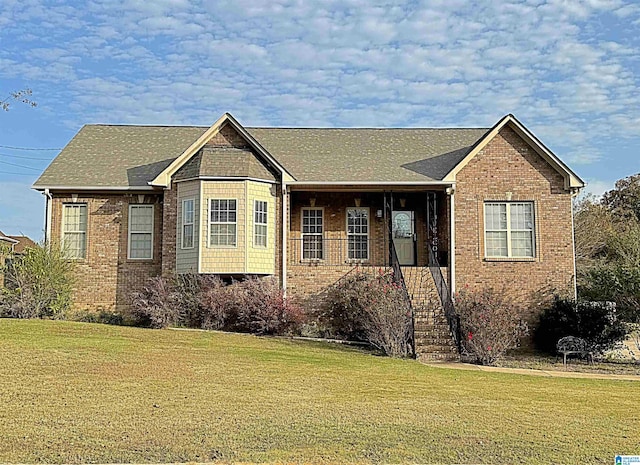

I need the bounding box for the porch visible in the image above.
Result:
[286,190,451,269]
[284,187,461,361]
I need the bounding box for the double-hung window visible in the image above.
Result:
[181,199,195,249]
[347,208,369,260]
[254,200,268,247]
[62,203,87,259]
[302,208,323,259]
[210,199,237,247]
[128,205,154,259]
[484,202,535,258]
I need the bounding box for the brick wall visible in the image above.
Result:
[454,126,575,317]
[161,185,177,276]
[50,193,163,311]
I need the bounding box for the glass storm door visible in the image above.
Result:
[392,210,415,265]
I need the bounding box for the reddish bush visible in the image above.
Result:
[231,277,305,335]
[321,269,413,357]
[130,276,182,329]
[455,286,529,365]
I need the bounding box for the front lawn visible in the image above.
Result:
[0,320,638,464]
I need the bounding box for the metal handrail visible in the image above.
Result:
[428,247,462,353]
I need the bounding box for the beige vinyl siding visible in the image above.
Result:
[176,181,199,273]
[200,181,246,274]
[197,180,276,275]
[247,181,276,275]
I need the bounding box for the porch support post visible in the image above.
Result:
[447,185,456,297]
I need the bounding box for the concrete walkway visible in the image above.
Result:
[424,361,640,381]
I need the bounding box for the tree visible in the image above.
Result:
[601,173,640,222]
[574,173,640,322]
[1,89,37,111]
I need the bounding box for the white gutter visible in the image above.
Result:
[281,177,288,295]
[33,185,157,191]
[447,186,456,296]
[287,181,454,186]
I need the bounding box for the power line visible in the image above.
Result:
[0,160,41,171]
[0,152,53,161]
[0,170,37,176]
[0,144,60,151]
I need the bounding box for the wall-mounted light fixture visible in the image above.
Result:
[376,209,383,218]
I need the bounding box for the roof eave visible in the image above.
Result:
[32,185,160,192]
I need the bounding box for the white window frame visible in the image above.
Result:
[128,204,154,260]
[301,207,324,260]
[254,200,268,248]
[209,198,237,248]
[484,201,536,258]
[181,198,195,250]
[62,203,88,259]
[346,207,370,261]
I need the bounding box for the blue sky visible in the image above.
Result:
[1,0,639,240]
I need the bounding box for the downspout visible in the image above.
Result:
[446,186,456,296]
[281,176,288,295]
[570,188,579,299]
[44,188,52,245]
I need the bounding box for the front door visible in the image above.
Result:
[392,210,415,265]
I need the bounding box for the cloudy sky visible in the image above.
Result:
[1,0,639,240]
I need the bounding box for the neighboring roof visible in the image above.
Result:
[33,125,208,189]
[174,147,277,182]
[5,235,37,254]
[0,231,19,244]
[33,113,584,189]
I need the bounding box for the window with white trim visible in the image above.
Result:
[484,202,535,258]
[209,199,237,247]
[302,208,323,259]
[181,199,195,249]
[347,207,369,260]
[62,204,87,259]
[254,200,268,248]
[128,205,154,259]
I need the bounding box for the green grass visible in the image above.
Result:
[1,320,639,464]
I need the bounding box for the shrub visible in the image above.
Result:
[534,296,628,355]
[455,287,529,365]
[0,242,74,319]
[580,263,640,323]
[230,277,305,335]
[321,269,413,357]
[129,274,304,335]
[130,276,182,328]
[197,275,232,330]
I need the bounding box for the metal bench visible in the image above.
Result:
[556,336,593,366]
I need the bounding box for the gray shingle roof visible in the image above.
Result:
[34,124,490,188]
[34,125,208,188]
[174,147,277,182]
[246,127,488,182]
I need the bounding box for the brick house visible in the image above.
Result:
[34,113,584,359]
[0,232,37,286]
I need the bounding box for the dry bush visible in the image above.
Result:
[456,286,529,365]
